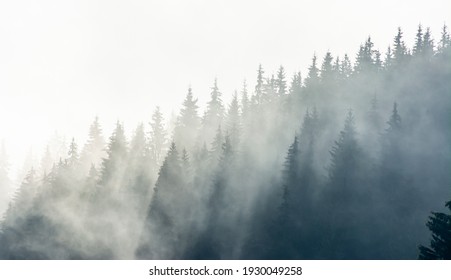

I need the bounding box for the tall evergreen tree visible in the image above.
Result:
[419,199,451,259]
[67,138,79,168]
[80,116,106,173]
[255,64,265,103]
[276,65,287,96]
[393,27,408,65]
[201,79,225,145]
[149,106,168,166]
[320,51,334,83]
[438,24,451,53]
[137,142,184,259]
[422,27,434,59]
[240,80,250,121]
[413,24,424,56]
[173,87,200,151]
[226,92,241,148]
[304,54,320,89]
[340,54,353,78]
[100,121,128,190]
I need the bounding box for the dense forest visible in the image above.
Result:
[0,24,450,259]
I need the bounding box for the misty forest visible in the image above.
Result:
[1,25,451,260]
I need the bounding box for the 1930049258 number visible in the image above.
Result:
[243,267,302,276]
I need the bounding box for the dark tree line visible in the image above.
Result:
[0,24,450,259]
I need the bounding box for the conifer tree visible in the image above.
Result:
[438,24,451,53]
[240,80,250,121]
[320,51,334,83]
[149,107,168,166]
[413,24,424,56]
[419,199,451,259]
[67,138,79,168]
[255,64,265,103]
[276,65,287,96]
[340,54,353,78]
[100,121,128,190]
[384,46,393,69]
[137,142,183,259]
[80,116,106,173]
[393,27,408,65]
[304,54,319,89]
[174,87,200,151]
[422,27,434,58]
[226,93,241,148]
[201,79,225,145]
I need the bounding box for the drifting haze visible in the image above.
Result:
[0,0,450,177]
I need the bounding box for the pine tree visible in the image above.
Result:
[305,54,319,89]
[289,72,302,95]
[149,106,168,166]
[240,80,250,121]
[320,51,334,83]
[393,27,408,65]
[340,54,353,78]
[67,138,79,168]
[201,79,225,145]
[384,46,393,69]
[226,92,241,147]
[438,24,451,53]
[328,110,360,188]
[137,142,183,259]
[80,116,106,173]
[413,24,424,56]
[255,64,265,103]
[374,50,382,71]
[100,121,128,190]
[354,37,375,74]
[419,199,451,259]
[174,87,200,151]
[198,135,234,259]
[276,65,287,96]
[422,27,434,59]
[271,137,300,258]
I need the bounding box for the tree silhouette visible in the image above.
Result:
[419,199,451,259]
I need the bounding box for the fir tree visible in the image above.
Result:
[340,54,353,78]
[100,121,128,189]
[174,87,200,151]
[413,24,424,56]
[438,24,451,53]
[393,27,408,65]
[419,199,451,259]
[320,51,334,83]
[305,54,319,89]
[255,64,265,103]
[226,92,241,147]
[149,106,168,166]
[276,65,287,96]
[80,116,106,172]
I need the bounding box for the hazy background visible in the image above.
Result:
[0,0,450,178]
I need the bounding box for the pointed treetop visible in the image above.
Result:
[387,102,402,132]
[255,64,265,96]
[276,65,287,96]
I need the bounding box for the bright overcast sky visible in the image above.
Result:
[0,0,450,177]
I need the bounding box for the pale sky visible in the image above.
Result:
[0,0,450,178]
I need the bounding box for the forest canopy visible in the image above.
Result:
[0,24,450,259]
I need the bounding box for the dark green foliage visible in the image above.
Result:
[419,200,451,259]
